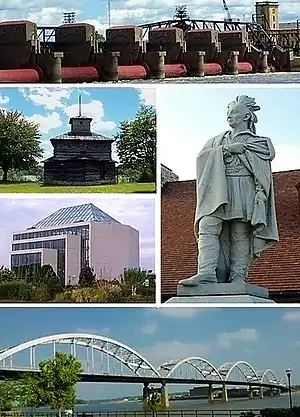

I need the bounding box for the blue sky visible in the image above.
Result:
[1,307,299,399]
[158,86,300,180]
[0,196,155,271]
[0,87,155,162]
[1,0,300,34]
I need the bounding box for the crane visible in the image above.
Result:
[222,0,233,22]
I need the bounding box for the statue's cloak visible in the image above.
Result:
[194,131,279,282]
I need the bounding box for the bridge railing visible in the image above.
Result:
[13,410,261,417]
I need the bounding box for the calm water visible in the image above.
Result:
[102,72,300,84]
[32,393,300,413]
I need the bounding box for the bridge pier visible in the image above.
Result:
[208,384,214,402]
[222,384,229,402]
[260,386,264,399]
[142,383,170,410]
[160,383,169,409]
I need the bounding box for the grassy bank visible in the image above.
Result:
[0,182,155,193]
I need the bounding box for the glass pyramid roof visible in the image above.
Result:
[30,203,120,229]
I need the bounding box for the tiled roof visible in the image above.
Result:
[161,169,300,296]
[30,203,120,229]
[51,132,112,141]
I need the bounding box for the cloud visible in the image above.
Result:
[75,327,111,336]
[217,328,259,348]
[0,92,9,105]
[64,101,116,133]
[141,340,210,365]
[282,310,300,323]
[140,322,157,335]
[157,307,212,318]
[136,88,156,107]
[27,112,62,134]
[19,87,73,111]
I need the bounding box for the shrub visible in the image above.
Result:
[0,281,33,301]
[260,408,294,417]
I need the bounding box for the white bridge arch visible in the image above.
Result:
[218,361,260,384]
[0,333,283,388]
[158,357,223,381]
[0,333,161,378]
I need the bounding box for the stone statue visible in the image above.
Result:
[179,95,279,287]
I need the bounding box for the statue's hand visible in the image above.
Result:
[227,143,247,154]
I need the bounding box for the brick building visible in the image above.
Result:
[161,169,300,303]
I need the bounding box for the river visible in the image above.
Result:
[30,393,300,414]
[102,72,300,84]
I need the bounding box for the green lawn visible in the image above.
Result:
[0,182,156,193]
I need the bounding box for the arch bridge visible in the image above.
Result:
[0,333,286,408]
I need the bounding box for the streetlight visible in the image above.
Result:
[286,368,293,409]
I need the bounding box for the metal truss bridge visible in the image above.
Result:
[0,333,286,391]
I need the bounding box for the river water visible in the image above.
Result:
[46,393,299,413]
[103,72,300,84]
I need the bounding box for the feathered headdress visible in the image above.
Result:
[228,95,260,134]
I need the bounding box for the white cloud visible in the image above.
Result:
[282,310,300,323]
[0,92,9,105]
[141,340,210,365]
[136,88,156,107]
[140,322,157,335]
[272,144,300,172]
[217,328,259,348]
[20,87,72,111]
[75,327,111,336]
[27,112,62,134]
[158,307,205,318]
[64,100,116,133]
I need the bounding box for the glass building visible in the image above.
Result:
[11,203,140,285]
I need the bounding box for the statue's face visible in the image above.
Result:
[227,103,250,128]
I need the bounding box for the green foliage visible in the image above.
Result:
[0,110,43,181]
[240,412,256,417]
[0,381,17,411]
[260,409,294,417]
[78,265,96,287]
[38,352,82,414]
[115,105,156,183]
[15,375,45,409]
[0,280,33,301]
[0,267,18,282]
[15,264,64,301]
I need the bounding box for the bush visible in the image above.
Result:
[0,281,33,301]
[260,408,294,417]
[240,412,256,417]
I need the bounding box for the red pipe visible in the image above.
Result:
[165,63,187,78]
[204,63,223,75]
[118,65,147,80]
[237,62,253,74]
[61,66,100,83]
[0,68,41,83]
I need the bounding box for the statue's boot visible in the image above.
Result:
[179,216,222,287]
[228,221,251,283]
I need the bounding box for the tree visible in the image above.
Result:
[0,380,17,411]
[115,105,156,183]
[16,375,45,414]
[78,265,96,287]
[0,110,43,181]
[38,352,82,417]
[18,264,64,301]
[0,266,18,282]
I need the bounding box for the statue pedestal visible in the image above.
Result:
[165,282,275,304]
